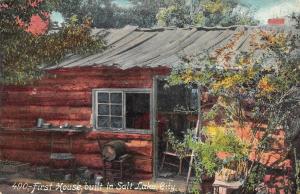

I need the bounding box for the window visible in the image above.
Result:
[97,92,123,128]
[126,93,150,130]
[93,89,151,132]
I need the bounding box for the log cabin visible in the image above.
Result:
[0,25,298,191]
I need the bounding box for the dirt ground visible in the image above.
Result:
[0,183,171,194]
[0,177,173,194]
[0,167,189,194]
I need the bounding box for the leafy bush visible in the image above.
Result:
[188,125,249,177]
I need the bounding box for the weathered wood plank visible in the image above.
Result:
[47,66,170,77]
[0,136,153,158]
[85,131,152,141]
[0,148,152,173]
[1,112,91,121]
[133,157,152,173]
[126,140,152,158]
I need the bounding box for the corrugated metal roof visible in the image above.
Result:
[47,25,299,70]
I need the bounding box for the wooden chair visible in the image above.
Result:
[160,140,191,175]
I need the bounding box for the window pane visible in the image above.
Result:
[98,116,109,128]
[111,93,122,103]
[126,93,150,129]
[98,92,109,103]
[98,104,109,115]
[111,105,122,116]
[111,117,122,128]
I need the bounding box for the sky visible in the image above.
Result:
[51,0,300,25]
[244,0,300,23]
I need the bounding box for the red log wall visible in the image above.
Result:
[0,66,170,180]
[0,66,169,128]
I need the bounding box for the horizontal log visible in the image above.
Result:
[2,66,170,92]
[74,154,103,169]
[2,112,91,121]
[0,136,51,152]
[0,148,151,173]
[1,106,92,127]
[36,80,153,90]
[0,131,152,156]
[73,155,152,173]
[3,100,91,107]
[47,66,170,77]
[1,105,91,114]
[0,129,152,141]
[0,119,36,128]
[0,149,102,169]
[86,131,152,141]
[1,149,50,166]
[0,119,91,129]
[2,79,152,93]
[38,75,154,85]
[126,140,152,157]
[3,91,90,99]
[133,158,152,173]
[2,91,92,107]
[1,86,88,92]
[0,138,99,154]
[0,139,153,159]
[2,80,152,93]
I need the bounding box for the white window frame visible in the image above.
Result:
[92,88,152,134]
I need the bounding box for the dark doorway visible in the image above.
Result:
[155,78,198,178]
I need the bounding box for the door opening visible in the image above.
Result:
[153,77,198,180]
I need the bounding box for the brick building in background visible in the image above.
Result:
[268,16,298,27]
[268,18,285,26]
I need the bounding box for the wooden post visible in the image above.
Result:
[185,85,202,193]
[0,51,3,130]
[152,76,159,182]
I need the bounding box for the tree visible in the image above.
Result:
[168,29,299,192]
[290,12,300,29]
[57,0,117,28]
[156,0,190,27]
[57,0,164,28]
[56,0,258,28]
[156,0,259,27]
[0,0,105,85]
[126,0,164,27]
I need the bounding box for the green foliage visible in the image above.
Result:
[193,13,205,26]
[244,164,266,193]
[291,12,300,29]
[168,31,299,133]
[165,129,192,159]
[57,0,258,28]
[188,125,249,177]
[57,0,163,28]
[156,0,190,27]
[0,1,106,85]
[127,0,163,27]
[156,0,258,27]
[168,29,299,192]
[58,0,117,28]
[0,0,59,24]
